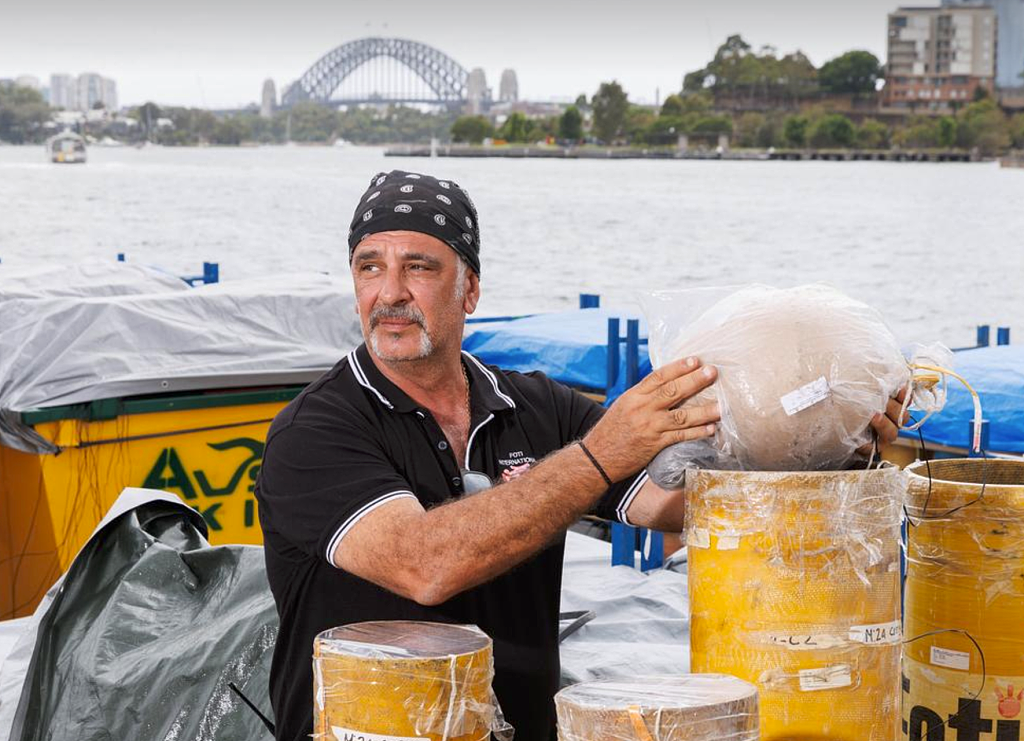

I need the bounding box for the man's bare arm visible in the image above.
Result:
[334,357,720,606]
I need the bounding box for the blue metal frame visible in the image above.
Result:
[952,324,1011,351]
[603,308,663,571]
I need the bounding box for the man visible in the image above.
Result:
[255,170,905,741]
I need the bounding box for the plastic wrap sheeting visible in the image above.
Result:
[0,271,362,453]
[555,675,759,741]
[643,284,910,475]
[313,621,509,741]
[903,458,1024,733]
[0,487,278,741]
[686,466,904,741]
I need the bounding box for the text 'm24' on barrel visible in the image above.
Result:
[555,674,759,740]
[313,621,498,741]
[686,466,904,740]
[903,458,1024,741]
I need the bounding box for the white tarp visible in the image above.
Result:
[0,260,188,300]
[0,265,363,453]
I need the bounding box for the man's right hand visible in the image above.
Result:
[582,357,720,483]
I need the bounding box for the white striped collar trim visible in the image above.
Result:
[616,470,649,527]
[326,490,417,565]
[348,349,394,409]
[462,351,516,410]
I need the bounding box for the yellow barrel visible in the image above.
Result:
[686,467,904,740]
[903,458,1024,738]
[313,621,496,741]
[555,674,759,740]
[0,387,298,618]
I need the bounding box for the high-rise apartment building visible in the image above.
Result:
[15,75,41,91]
[886,5,997,108]
[943,0,1024,87]
[49,74,77,110]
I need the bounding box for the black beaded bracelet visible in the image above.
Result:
[577,441,613,487]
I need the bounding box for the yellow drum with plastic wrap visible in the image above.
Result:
[903,458,1024,740]
[555,674,759,741]
[313,621,497,741]
[686,467,904,741]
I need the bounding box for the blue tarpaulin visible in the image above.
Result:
[463,309,652,403]
[904,345,1024,453]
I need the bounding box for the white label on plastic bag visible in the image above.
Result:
[930,646,971,671]
[687,527,710,549]
[848,620,901,646]
[716,534,741,550]
[331,727,427,741]
[780,376,831,416]
[770,633,847,651]
[798,665,853,692]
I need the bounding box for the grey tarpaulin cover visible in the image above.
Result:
[0,265,362,453]
[559,531,688,684]
[0,488,278,741]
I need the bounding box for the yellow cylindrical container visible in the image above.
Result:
[903,458,1024,739]
[686,467,904,741]
[313,621,496,741]
[555,674,759,741]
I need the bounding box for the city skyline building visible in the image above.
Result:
[49,74,77,110]
[15,75,40,91]
[943,0,1024,88]
[885,5,997,108]
[44,72,118,111]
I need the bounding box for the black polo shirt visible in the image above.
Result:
[255,344,648,741]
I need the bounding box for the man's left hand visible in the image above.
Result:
[858,386,910,454]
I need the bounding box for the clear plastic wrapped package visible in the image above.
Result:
[313,621,512,741]
[903,459,1024,735]
[643,284,915,477]
[555,675,759,741]
[686,466,904,741]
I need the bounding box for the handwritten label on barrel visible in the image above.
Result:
[930,646,971,671]
[770,633,847,651]
[848,620,902,646]
[331,728,427,741]
[780,376,831,416]
[798,665,853,692]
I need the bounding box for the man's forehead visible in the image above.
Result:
[352,230,451,259]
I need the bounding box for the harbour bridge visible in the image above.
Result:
[281,37,483,110]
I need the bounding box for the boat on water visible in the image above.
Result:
[45,131,87,164]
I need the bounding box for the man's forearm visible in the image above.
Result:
[405,442,610,603]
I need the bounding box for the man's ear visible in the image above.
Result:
[463,271,481,315]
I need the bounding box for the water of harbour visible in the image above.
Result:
[0,144,1022,347]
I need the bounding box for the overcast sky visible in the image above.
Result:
[4,0,904,108]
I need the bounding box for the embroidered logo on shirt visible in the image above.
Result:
[498,451,536,482]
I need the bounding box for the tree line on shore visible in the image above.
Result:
[2,35,1023,154]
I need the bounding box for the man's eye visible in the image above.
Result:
[359,264,380,273]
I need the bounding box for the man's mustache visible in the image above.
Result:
[369,304,426,330]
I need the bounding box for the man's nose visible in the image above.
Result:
[379,264,412,304]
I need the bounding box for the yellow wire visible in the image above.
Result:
[906,363,984,452]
